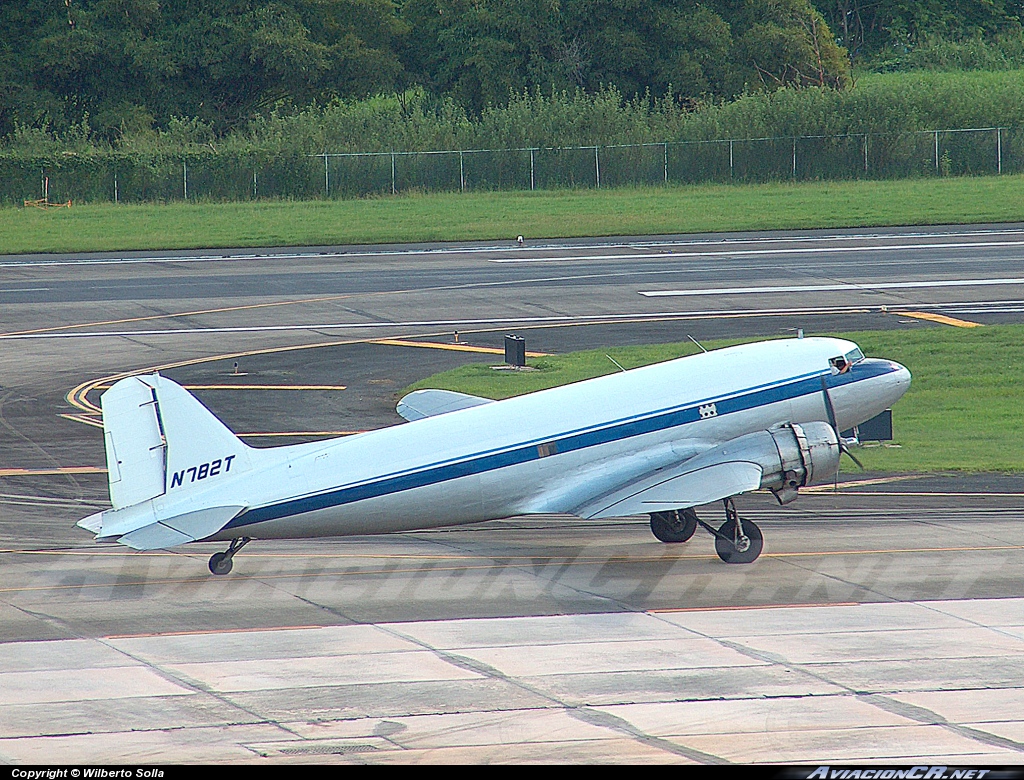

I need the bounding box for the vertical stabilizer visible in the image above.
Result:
[100,374,253,509]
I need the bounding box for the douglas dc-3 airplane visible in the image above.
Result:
[78,336,910,574]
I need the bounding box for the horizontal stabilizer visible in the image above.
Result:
[77,512,103,534]
[95,505,245,551]
[396,389,494,422]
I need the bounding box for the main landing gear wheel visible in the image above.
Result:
[208,551,233,576]
[650,508,698,543]
[208,537,252,576]
[714,516,763,564]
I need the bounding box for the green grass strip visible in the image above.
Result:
[4,174,1024,255]
[404,324,1024,473]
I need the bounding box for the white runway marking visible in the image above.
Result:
[489,240,1024,264]
[0,300,1013,340]
[4,227,1024,267]
[0,306,891,340]
[639,277,1024,298]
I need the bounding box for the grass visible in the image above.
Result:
[404,324,1024,473]
[4,174,1024,254]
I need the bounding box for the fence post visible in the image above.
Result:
[323,153,329,197]
[792,137,797,178]
[114,169,119,204]
[459,150,465,192]
[934,130,939,173]
[863,134,868,174]
[391,153,396,195]
[183,159,188,200]
[595,146,600,188]
[729,140,734,179]
[253,169,258,199]
[997,127,1002,175]
[530,149,535,191]
[663,143,668,184]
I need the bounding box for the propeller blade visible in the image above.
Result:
[840,441,864,470]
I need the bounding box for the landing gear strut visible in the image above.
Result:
[656,498,763,564]
[650,508,698,543]
[209,537,251,575]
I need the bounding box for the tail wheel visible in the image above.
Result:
[714,517,763,564]
[650,508,698,543]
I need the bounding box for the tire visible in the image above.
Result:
[714,518,763,564]
[649,508,698,543]
[209,551,233,576]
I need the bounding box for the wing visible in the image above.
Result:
[571,431,783,519]
[396,389,494,421]
[576,460,764,519]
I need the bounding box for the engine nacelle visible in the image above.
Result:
[761,422,840,503]
[671,422,840,507]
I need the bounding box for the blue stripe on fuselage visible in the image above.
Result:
[225,360,896,530]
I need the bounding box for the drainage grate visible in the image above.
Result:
[276,743,380,756]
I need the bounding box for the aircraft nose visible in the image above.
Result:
[887,360,912,400]
[891,360,911,385]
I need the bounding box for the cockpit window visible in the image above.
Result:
[829,347,864,374]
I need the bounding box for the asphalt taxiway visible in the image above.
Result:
[1,225,1023,763]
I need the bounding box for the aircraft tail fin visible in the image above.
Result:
[101,374,253,510]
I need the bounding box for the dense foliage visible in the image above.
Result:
[814,0,1024,64]
[1,1,1023,154]
[3,0,851,139]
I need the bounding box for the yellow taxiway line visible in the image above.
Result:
[0,467,107,477]
[370,337,549,356]
[895,310,983,328]
[802,475,927,492]
[238,431,366,437]
[92,384,347,391]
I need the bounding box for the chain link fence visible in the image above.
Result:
[2,127,1021,205]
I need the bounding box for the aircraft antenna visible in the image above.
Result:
[605,355,626,373]
[687,335,708,353]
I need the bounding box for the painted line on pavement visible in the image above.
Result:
[238,431,368,438]
[802,475,928,492]
[895,311,983,327]
[0,467,107,477]
[92,384,348,391]
[0,305,906,341]
[371,337,549,356]
[492,240,1024,264]
[640,277,1024,298]
[9,228,1024,269]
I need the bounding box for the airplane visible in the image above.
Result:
[77,336,911,574]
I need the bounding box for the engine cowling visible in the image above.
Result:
[761,422,840,504]
[666,422,840,507]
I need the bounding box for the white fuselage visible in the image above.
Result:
[196,337,909,541]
